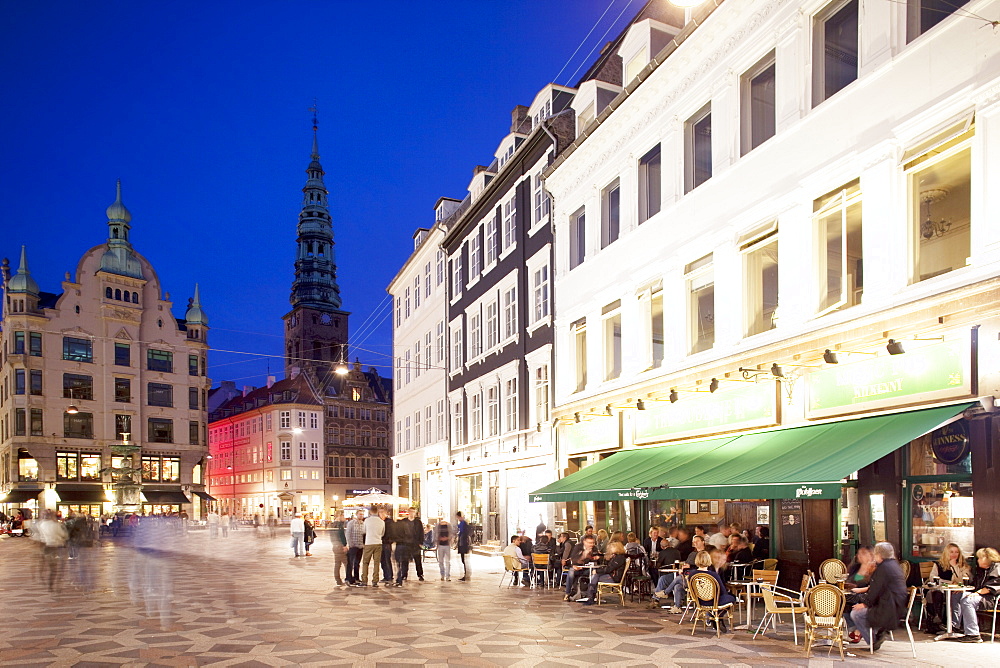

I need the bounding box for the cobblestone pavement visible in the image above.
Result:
[0,529,992,667]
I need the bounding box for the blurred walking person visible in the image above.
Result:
[289,512,305,557]
[436,518,453,580]
[456,511,471,581]
[34,510,69,591]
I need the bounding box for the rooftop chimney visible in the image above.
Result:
[267,375,276,388]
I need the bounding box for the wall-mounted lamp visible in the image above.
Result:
[574,412,581,423]
[669,389,678,403]
[823,349,839,364]
[739,367,768,380]
[709,378,719,393]
[770,363,785,379]
[886,339,905,355]
[65,387,79,414]
[604,404,613,416]
[636,399,646,411]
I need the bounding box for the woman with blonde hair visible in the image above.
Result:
[951,547,1000,642]
[923,543,971,634]
[596,528,609,553]
[579,539,627,605]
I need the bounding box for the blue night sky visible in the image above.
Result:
[0,1,638,387]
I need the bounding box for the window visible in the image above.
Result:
[502,195,517,249]
[686,254,715,353]
[906,120,973,283]
[487,386,499,437]
[395,297,401,326]
[280,441,291,461]
[29,332,42,356]
[18,453,38,481]
[469,231,481,278]
[405,287,411,317]
[413,410,422,447]
[452,254,463,297]
[647,289,665,368]
[147,382,173,407]
[570,208,586,269]
[188,386,199,410]
[424,262,432,297]
[436,321,445,363]
[685,104,712,193]
[413,276,421,309]
[424,405,432,444]
[814,0,858,106]
[533,173,551,225]
[189,354,199,376]
[437,400,446,441]
[453,400,464,446]
[344,456,356,478]
[503,287,517,339]
[907,0,966,41]
[190,420,200,445]
[281,469,292,481]
[57,452,79,480]
[573,319,588,392]
[63,373,93,400]
[638,145,661,223]
[328,455,339,478]
[266,413,272,431]
[14,408,26,436]
[471,392,482,441]
[30,408,43,436]
[375,457,388,479]
[311,470,320,480]
[299,442,307,460]
[404,349,411,384]
[535,366,550,424]
[742,52,776,155]
[147,349,173,372]
[310,412,318,429]
[404,416,411,449]
[436,250,445,285]
[14,369,25,395]
[63,337,93,363]
[114,377,131,403]
[414,341,421,378]
[601,179,621,248]
[504,378,517,432]
[147,418,173,443]
[114,343,130,366]
[532,265,550,323]
[468,311,481,359]
[486,216,497,265]
[65,412,94,438]
[485,300,499,349]
[815,179,863,313]
[625,48,648,83]
[743,228,779,336]
[13,331,25,354]
[280,411,290,428]
[603,302,622,381]
[297,411,307,428]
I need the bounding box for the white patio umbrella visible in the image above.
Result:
[347,492,410,506]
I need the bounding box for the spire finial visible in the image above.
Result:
[192,282,202,306]
[309,99,319,159]
[19,245,29,274]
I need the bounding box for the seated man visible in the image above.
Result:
[845,542,908,651]
[724,536,754,580]
[951,546,1000,643]
[580,541,628,606]
[502,535,530,586]
[563,535,600,601]
[651,539,685,602]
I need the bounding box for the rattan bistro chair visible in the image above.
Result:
[819,559,848,586]
[689,572,735,638]
[804,583,847,660]
[597,557,631,607]
[500,554,530,588]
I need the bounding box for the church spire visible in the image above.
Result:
[289,104,342,311]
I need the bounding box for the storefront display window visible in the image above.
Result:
[456,473,482,528]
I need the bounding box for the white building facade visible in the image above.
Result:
[541,0,1000,572]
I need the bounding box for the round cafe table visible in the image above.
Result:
[926,583,974,641]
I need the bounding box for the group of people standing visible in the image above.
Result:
[323,508,472,587]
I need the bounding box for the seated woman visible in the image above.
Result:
[844,546,876,642]
[595,529,610,553]
[691,549,737,632]
[922,543,970,635]
[580,541,628,605]
[845,542,908,651]
[951,547,1000,643]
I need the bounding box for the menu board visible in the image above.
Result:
[779,499,804,553]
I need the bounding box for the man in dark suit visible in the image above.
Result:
[847,542,908,651]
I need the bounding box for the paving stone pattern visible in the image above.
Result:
[0,530,990,667]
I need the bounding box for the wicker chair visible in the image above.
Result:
[754,582,808,645]
[499,554,530,588]
[689,572,735,638]
[899,559,911,581]
[597,557,631,607]
[763,558,778,571]
[804,583,847,660]
[819,559,847,586]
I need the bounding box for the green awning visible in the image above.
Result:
[529,436,740,502]
[530,402,975,502]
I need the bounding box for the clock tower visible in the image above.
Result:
[283,113,349,379]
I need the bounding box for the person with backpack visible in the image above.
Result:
[436,518,453,581]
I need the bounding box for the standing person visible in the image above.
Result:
[751,526,769,560]
[360,508,386,587]
[380,508,396,584]
[330,510,348,586]
[456,511,471,581]
[289,512,305,557]
[709,523,730,550]
[303,517,316,556]
[535,516,547,542]
[220,511,230,538]
[345,509,365,586]
[207,510,220,539]
[393,508,417,586]
[436,517,453,581]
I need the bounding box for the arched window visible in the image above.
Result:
[132,292,139,303]
[114,289,121,300]
[105,287,113,299]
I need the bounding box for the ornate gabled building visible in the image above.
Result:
[0,182,211,517]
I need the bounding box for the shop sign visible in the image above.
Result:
[560,412,621,455]
[613,488,650,500]
[930,421,969,465]
[807,339,970,418]
[633,382,777,444]
[346,487,387,497]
